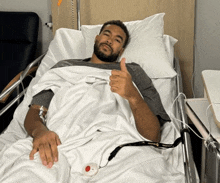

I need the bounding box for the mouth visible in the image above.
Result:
[100,43,112,52]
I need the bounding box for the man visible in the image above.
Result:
[24,20,170,169]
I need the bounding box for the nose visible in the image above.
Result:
[106,37,112,45]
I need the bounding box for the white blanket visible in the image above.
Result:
[0,66,185,183]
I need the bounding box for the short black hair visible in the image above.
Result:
[99,20,130,48]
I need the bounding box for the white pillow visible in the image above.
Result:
[81,13,177,79]
[36,28,86,78]
[163,35,178,67]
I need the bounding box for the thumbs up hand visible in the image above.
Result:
[110,58,139,101]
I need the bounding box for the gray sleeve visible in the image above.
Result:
[127,63,171,126]
[31,90,54,109]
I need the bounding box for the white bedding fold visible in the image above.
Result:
[0,66,185,182]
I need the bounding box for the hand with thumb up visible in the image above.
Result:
[109,58,141,103]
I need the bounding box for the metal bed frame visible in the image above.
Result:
[0,1,198,182]
[174,57,198,182]
[0,54,45,116]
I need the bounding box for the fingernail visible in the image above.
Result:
[47,162,53,168]
[54,157,58,162]
[43,161,47,166]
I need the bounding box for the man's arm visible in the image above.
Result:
[127,93,161,142]
[24,105,61,168]
[109,58,161,142]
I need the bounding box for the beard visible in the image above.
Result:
[93,41,120,62]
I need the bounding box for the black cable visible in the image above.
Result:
[107,128,190,162]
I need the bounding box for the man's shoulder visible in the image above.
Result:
[126,62,151,82]
[126,62,144,72]
[126,62,140,68]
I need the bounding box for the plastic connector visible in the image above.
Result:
[45,22,53,28]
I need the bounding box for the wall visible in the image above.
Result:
[194,0,220,97]
[0,0,53,58]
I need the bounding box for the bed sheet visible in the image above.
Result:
[0,72,185,182]
[0,73,180,147]
[0,66,184,182]
[0,72,178,142]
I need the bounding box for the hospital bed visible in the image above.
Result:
[0,0,199,182]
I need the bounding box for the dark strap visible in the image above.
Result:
[108,128,189,161]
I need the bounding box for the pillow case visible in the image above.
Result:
[36,28,86,78]
[163,35,178,67]
[81,13,177,79]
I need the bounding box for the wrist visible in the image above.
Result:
[128,93,143,106]
[31,126,48,138]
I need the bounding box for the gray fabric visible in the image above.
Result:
[31,58,170,125]
[31,90,54,109]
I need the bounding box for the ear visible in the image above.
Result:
[94,35,99,43]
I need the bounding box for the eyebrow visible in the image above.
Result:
[103,29,124,42]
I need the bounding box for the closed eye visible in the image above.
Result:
[115,39,121,43]
[104,33,109,36]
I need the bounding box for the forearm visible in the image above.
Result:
[24,105,61,168]
[128,94,161,142]
[24,105,49,137]
[110,60,161,141]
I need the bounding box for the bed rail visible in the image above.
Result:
[0,54,45,117]
[174,57,199,183]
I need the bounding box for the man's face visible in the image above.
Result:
[94,24,126,62]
